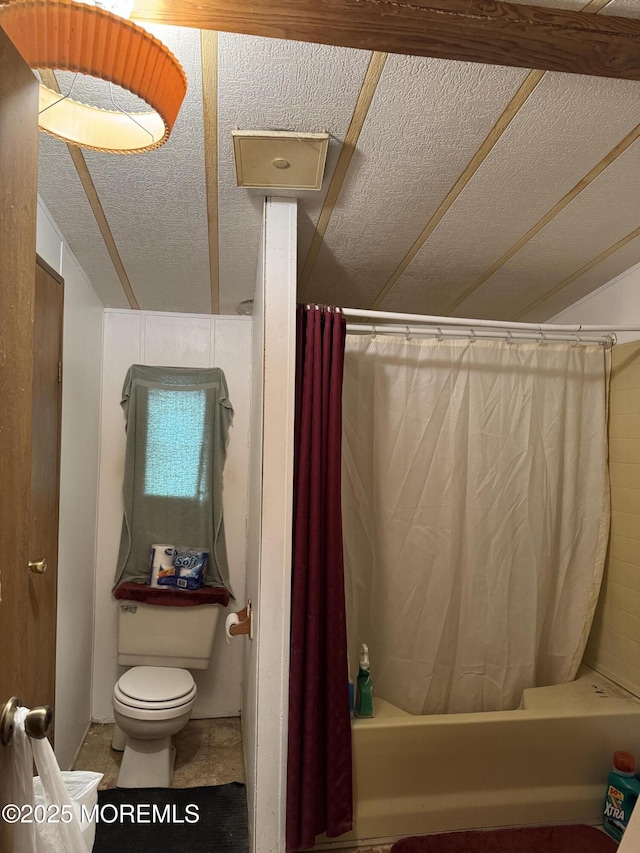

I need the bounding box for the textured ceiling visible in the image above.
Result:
[36,1,640,321]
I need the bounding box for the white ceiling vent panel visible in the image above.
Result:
[232,130,329,190]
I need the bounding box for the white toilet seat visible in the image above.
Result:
[113,691,196,721]
[117,666,195,702]
[113,666,197,719]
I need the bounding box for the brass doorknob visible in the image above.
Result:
[28,559,47,574]
[25,705,52,740]
[1,697,52,746]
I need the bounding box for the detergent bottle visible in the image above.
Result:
[603,750,640,842]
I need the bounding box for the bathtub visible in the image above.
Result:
[318,665,640,847]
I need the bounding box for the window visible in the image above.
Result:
[144,388,207,500]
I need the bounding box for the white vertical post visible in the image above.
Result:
[244,197,297,853]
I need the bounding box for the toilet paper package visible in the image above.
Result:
[148,544,177,588]
[173,548,208,590]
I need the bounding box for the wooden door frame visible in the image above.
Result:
[27,256,64,730]
[36,253,64,288]
[0,25,39,853]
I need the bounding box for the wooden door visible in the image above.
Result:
[0,26,40,853]
[24,259,64,720]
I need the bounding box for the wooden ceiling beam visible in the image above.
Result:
[131,0,640,82]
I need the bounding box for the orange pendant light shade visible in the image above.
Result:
[0,0,187,153]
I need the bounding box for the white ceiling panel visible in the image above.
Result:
[306,56,532,307]
[82,25,211,314]
[377,69,640,316]
[602,0,640,17]
[36,9,640,321]
[506,0,593,7]
[37,136,129,308]
[506,0,638,12]
[217,34,371,313]
[38,26,210,312]
[454,142,640,319]
[524,238,640,321]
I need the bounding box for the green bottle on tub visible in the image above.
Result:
[355,643,374,718]
[603,750,640,842]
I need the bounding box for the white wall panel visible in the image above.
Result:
[143,312,212,366]
[36,202,104,770]
[547,261,640,344]
[36,198,63,273]
[193,318,252,717]
[56,246,103,769]
[92,311,251,721]
[92,313,143,722]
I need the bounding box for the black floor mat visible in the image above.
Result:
[92,783,248,853]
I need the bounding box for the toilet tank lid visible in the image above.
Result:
[118,666,195,702]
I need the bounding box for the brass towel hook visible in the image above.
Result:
[0,697,52,746]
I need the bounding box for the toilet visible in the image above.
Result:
[112,599,222,788]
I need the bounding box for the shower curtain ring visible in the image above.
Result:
[469,329,476,343]
[571,334,580,348]
[539,330,547,346]
[437,327,443,342]
[506,330,513,345]
[405,326,411,341]
[371,325,377,340]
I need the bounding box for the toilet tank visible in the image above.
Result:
[117,602,222,669]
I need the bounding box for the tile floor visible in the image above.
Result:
[72,717,245,790]
[73,721,396,851]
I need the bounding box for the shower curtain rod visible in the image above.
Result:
[346,324,612,345]
[341,307,640,335]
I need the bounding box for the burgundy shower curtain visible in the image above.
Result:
[286,305,352,852]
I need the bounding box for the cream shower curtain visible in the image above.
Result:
[342,336,611,715]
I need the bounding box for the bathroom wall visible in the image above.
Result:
[37,199,104,770]
[549,260,640,344]
[584,341,640,697]
[92,309,251,722]
[550,263,640,698]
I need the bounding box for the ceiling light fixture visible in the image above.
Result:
[0,0,187,154]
